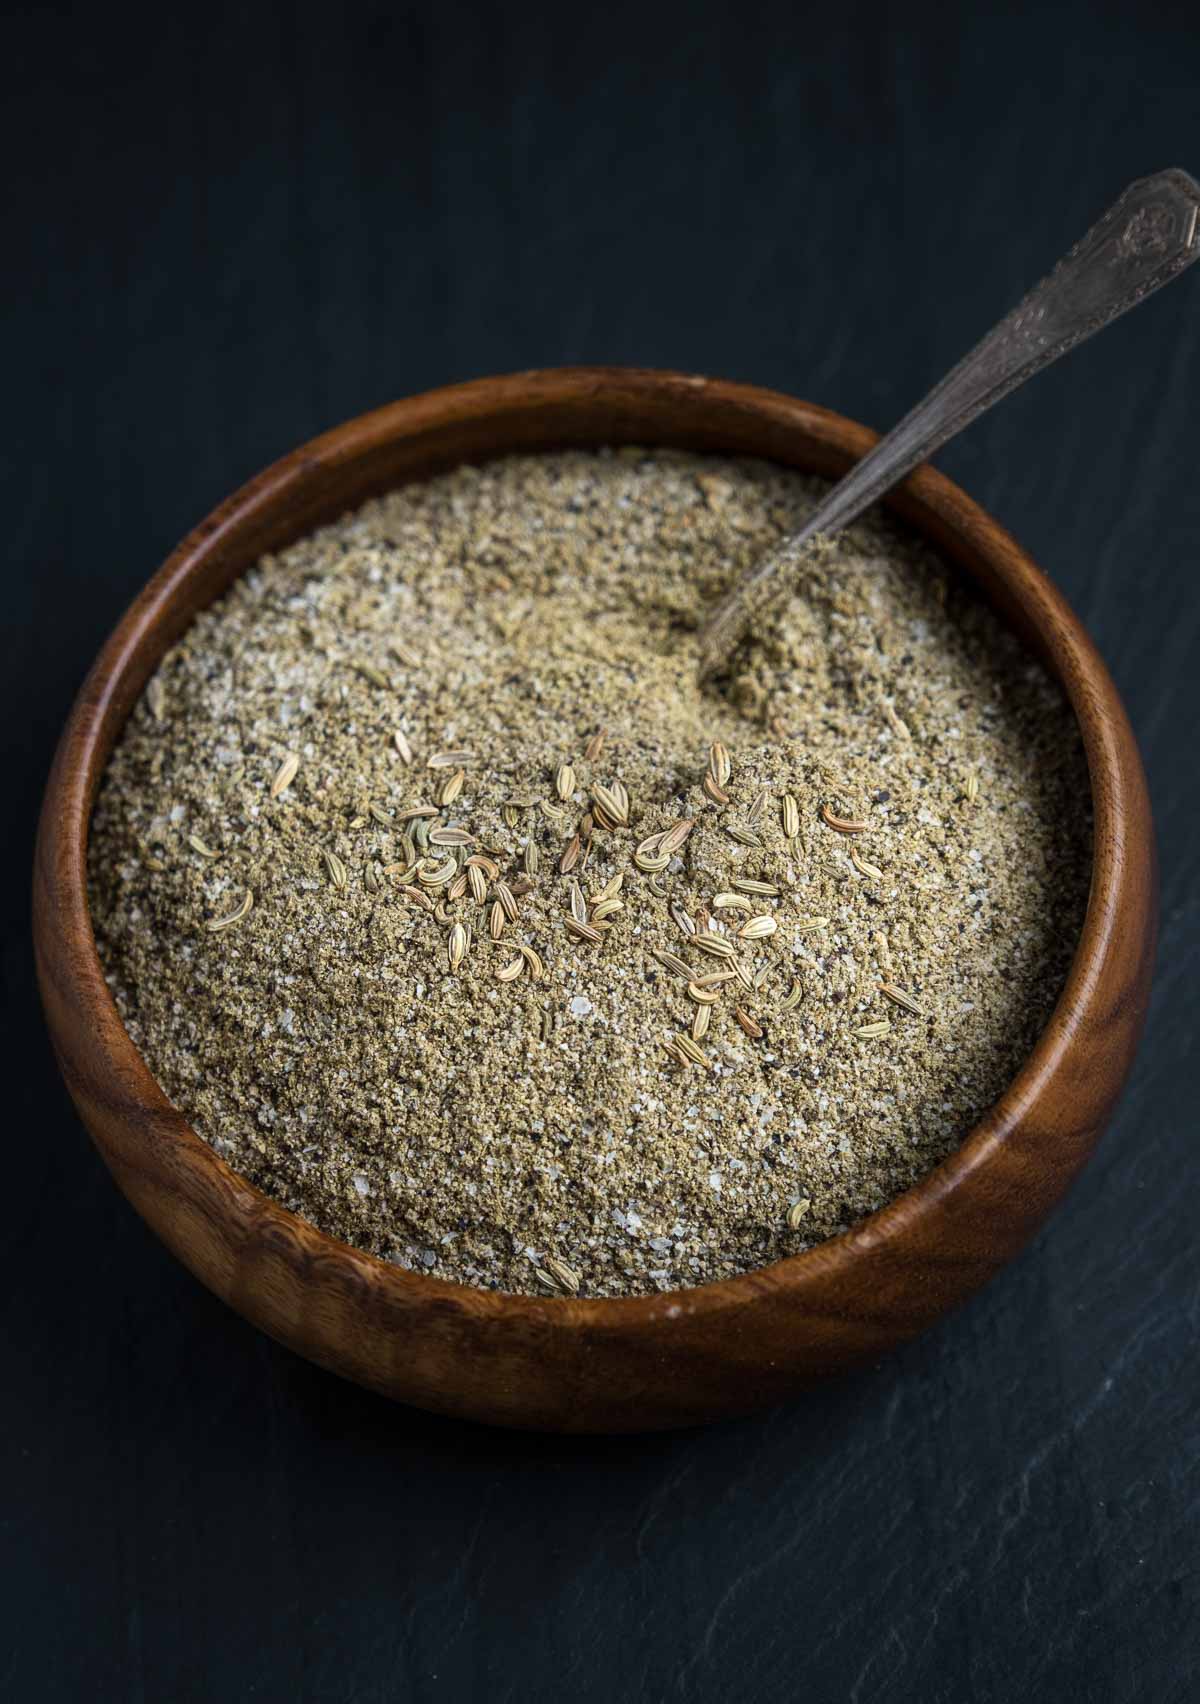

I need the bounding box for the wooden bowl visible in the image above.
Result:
[33,368,1155,1432]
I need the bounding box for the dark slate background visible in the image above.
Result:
[4,2,1198,1698]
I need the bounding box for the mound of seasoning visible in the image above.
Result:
[89,448,1091,1296]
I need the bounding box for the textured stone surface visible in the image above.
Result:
[4,2,1198,1698]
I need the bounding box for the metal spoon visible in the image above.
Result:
[698,167,1200,680]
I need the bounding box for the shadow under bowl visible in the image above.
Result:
[33,367,1155,1432]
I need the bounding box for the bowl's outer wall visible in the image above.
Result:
[33,369,1156,1431]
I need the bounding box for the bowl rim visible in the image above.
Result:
[35,365,1145,1336]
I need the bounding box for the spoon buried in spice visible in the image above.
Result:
[698,167,1200,680]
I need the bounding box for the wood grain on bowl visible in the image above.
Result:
[32,368,1155,1432]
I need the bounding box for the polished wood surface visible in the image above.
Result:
[32,369,1156,1432]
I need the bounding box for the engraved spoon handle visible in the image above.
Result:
[698,167,1200,679]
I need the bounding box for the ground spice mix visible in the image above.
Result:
[88,449,1091,1296]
